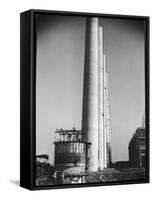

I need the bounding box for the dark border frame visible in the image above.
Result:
[20,9,150,190]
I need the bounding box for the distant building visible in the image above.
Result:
[36,154,49,163]
[128,127,146,168]
[36,154,53,178]
[36,154,55,186]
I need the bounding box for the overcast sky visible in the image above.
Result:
[36,14,145,164]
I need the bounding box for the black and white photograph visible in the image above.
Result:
[32,12,149,187]
[0,0,153,198]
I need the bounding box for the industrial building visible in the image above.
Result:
[54,127,89,172]
[129,127,146,168]
[128,113,146,168]
[36,154,54,185]
[54,17,112,174]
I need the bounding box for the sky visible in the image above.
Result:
[36,14,145,165]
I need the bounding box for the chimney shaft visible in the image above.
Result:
[82,17,99,171]
[98,26,104,170]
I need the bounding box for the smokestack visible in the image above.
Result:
[98,26,104,170]
[105,71,109,166]
[103,54,107,168]
[82,17,99,171]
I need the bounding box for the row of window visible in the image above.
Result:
[56,143,85,153]
[56,135,83,142]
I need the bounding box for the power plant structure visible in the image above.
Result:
[54,128,89,172]
[128,112,146,169]
[82,17,111,171]
[54,17,111,174]
[34,17,147,186]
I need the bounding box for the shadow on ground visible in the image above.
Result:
[9,180,20,186]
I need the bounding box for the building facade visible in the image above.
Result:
[129,127,146,168]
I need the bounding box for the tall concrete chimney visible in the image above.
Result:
[103,54,107,168]
[98,26,104,170]
[105,71,109,166]
[106,72,112,166]
[82,17,99,171]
